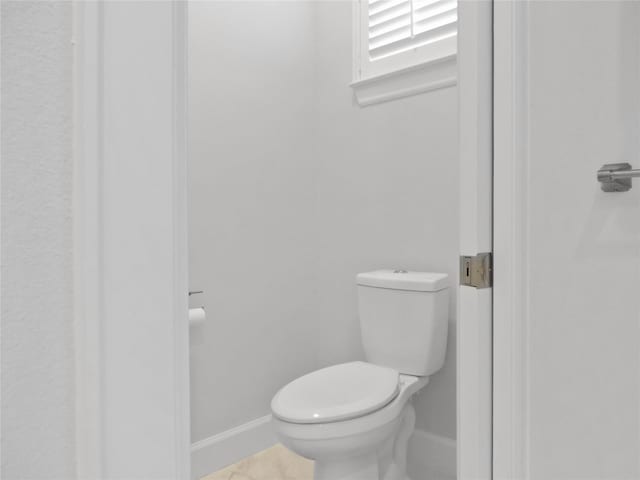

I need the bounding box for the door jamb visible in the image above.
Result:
[493,1,530,478]
[457,1,493,478]
[73,2,103,475]
[73,1,191,477]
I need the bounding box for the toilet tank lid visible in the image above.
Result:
[357,270,448,292]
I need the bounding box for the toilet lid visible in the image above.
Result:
[271,361,400,424]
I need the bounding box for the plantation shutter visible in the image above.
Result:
[368,0,457,61]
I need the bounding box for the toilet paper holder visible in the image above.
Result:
[188,291,206,326]
[189,290,204,309]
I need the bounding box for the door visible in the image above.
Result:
[494,1,640,478]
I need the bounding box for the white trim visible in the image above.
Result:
[191,415,277,480]
[456,1,493,479]
[73,2,103,477]
[171,1,191,477]
[407,430,456,480]
[73,1,190,477]
[190,421,455,480]
[493,1,530,478]
[351,55,457,107]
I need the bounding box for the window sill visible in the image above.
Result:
[350,54,457,107]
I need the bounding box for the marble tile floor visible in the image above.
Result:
[201,443,314,480]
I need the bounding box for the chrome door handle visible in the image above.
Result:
[597,163,640,192]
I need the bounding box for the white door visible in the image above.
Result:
[494,1,640,478]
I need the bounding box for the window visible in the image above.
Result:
[352,0,458,106]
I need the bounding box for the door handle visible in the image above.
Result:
[597,163,640,192]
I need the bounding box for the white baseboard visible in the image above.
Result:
[191,414,276,480]
[408,429,456,480]
[191,418,454,480]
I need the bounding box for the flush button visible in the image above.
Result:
[393,269,408,274]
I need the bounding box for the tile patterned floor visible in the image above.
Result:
[201,443,314,480]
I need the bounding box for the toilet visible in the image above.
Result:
[271,270,449,480]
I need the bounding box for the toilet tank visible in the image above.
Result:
[357,270,449,376]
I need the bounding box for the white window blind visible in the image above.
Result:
[368,0,457,61]
[352,0,458,104]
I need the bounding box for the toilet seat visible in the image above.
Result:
[271,362,400,424]
[272,373,428,444]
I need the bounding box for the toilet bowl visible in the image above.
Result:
[272,362,428,480]
[271,270,449,480]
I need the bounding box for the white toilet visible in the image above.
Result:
[271,270,449,480]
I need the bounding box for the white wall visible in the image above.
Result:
[188,1,319,442]
[189,0,458,447]
[313,1,458,439]
[518,1,640,477]
[1,1,76,478]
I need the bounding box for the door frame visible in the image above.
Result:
[457,1,493,479]
[73,1,191,477]
[73,0,499,477]
[493,1,530,478]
